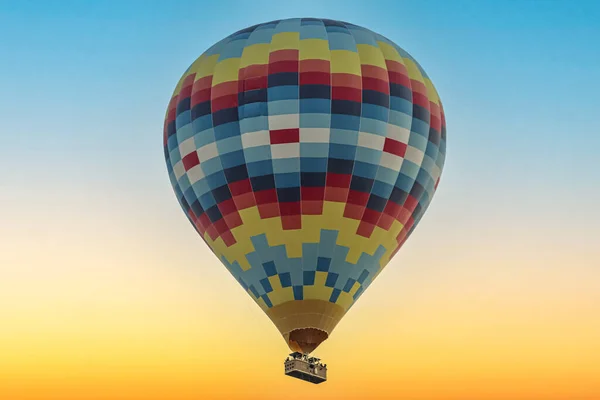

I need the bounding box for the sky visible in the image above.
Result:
[1,0,600,399]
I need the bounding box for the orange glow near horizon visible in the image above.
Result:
[2,189,599,399]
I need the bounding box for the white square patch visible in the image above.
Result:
[178,136,197,158]
[379,152,403,171]
[299,128,330,143]
[404,146,425,166]
[386,124,410,144]
[197,142,218,162]
[241,130,270,148]
[357,131,385,150]
[271,143,300,159]
[173,160,186,180]
[268,114,299,130]
[186,164,205,185]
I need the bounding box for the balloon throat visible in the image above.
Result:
[288,327,329,354]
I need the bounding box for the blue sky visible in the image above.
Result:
[1,0,599,243]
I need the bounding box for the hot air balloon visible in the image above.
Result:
[163,18,446,383]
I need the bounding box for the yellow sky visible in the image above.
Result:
[2,187,599,400]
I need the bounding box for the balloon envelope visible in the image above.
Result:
[164,18,446,353]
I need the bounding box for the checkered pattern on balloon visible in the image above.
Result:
[164,18,446,352]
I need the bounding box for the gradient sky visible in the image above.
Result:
[1,1,600,399]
